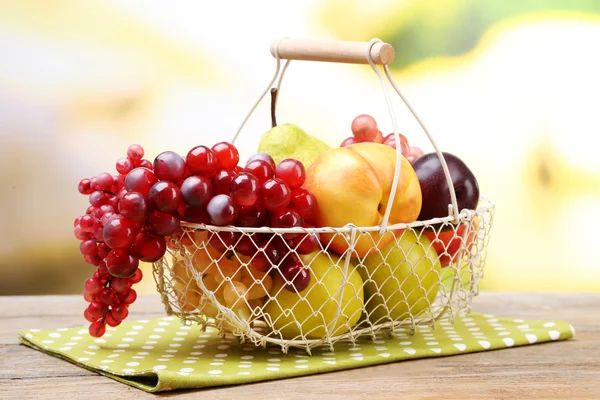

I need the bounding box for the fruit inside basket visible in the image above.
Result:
[73,38,494,352]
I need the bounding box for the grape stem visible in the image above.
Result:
[270,88,278,127]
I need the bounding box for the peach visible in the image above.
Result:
[304,142,422,257]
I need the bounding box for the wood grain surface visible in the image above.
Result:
[1,292,598,399]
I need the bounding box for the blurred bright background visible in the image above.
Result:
[1,0,599,295]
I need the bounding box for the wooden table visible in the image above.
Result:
[1,293,599,399]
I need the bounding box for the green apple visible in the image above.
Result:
[257,123,331,168]
[263,252,364,340]
[359,230,441,323]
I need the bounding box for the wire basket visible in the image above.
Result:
[152,38,495,353]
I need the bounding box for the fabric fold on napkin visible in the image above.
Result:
[19,313,575,393]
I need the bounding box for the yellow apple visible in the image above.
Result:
[304,142,422,257]
[263,252,364,340]
[359,230,441,323]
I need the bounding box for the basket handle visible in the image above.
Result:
[270,38,395,65]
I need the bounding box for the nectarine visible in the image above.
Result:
[304,143,422,257]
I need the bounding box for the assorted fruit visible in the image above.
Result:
[74,111,481,341]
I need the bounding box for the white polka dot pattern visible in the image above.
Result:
[19,313,573,393]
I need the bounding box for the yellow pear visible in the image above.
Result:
[359,230,441,323]
[263,251,364,340]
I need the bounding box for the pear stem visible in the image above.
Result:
[270,88,278,127]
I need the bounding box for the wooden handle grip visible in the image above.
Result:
[270,38,395,65]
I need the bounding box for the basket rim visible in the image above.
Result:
[179,196,494,234]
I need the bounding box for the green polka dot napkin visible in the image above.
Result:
[19,313,574,393]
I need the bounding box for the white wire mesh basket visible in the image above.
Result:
[152,38,495,353]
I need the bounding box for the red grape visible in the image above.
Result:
[112,173,125,189]
[83,255,101,266]
[106,249,139,278]
[212,142,239,170]
[89,191,106,207]
[211,169,235,195]
[130,268,143,284]
[125,168,158,197]
[127,144,144,163]
[130,231,166,262]
[230,172,259,207]
[86,205,98,215]
[93,225,105,241]
[117,187,127,201]
[96,260,112,280]
[100,204,116,215]
[148,210,180,236]
[208,231,238,253]
[118,192,149,222]
[373,131,384,143]
[148,181,182,212]
[99,287,118,305]
[78,178,93,195]
[88,320,107,338]
[206,194,238,226]
[180,175,212,207]
[139,159,153,169]
[105,313,121,327]
[182,205,210,224]
[120,288,137,304]
[116,157,133,175]
[80,239,97,257]
[100,212,115,227]
[87,302,104,318]
[275,159,305,189]
[103,214,139,249]
[235,234,259,256]
[251,243,282,272]
[153,151,186,182]
[271,209,302,239]
[236,205,267,227]
[406,145,424,164]
[111,305,129,321]
[289,232,320,254]
[95,173,114,191]
[290,188,318,224]
[74,226,90,241]
[84,308,95,322]
[351,114,379,142]
[244,159,274,186]
[84,277,103,295]
[97,243,110,258]
[383,133,410,157]
[111,277,131,293]
[87,301,107,318]
[279,256,310,292]
[246,153,276,172]
[340,137,358,147]
[260,178,291,212]
[105,195,118,208]
[186,145,217,176]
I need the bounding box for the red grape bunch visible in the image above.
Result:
[74,142,320,337]
[340,114,424,163]
[75,145,166,337]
